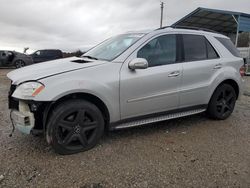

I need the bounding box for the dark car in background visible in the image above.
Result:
[30,49,63,63]
[0,50,33,68]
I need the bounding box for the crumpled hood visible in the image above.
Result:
[7,57,107,84]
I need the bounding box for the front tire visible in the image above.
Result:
[46,100,104,155]
[207,84,236,120]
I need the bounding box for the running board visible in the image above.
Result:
[115,109,206,129]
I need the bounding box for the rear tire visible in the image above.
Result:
[14,60,25,68]
[46,99,104,155]
[207,84,236,120]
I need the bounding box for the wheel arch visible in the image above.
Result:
[44,92,110,131]
[217,79,239,99]
[208,79,240,105]
[207,78,239,120]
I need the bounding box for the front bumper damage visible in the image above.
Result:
[10,101,35,134]
[8,84,49,135]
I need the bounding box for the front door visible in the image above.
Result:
[120,34,182,119]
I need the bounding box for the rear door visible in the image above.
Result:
[40,50,51,62]
[179,34,221,108]
[120,34,183,119]
[52,50,63,59]
[46,50,56,61]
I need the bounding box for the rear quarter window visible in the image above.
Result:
[215,37,240,57]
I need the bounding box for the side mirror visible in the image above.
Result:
[128,58,148,70]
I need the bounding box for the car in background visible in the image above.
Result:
[0,50,33,68]
[30,49,63,63]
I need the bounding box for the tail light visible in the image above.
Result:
[239,65,246,77]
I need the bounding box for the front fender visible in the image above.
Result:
[35,77,119,122]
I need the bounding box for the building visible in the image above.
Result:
[172,7,250,47]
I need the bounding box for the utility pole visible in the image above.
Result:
[160,2,164,28]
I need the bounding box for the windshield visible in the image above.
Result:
[82,33,145,61]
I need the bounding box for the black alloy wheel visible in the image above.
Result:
[46,100,104,155]
[207,84,236,120]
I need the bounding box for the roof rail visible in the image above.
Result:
[171,25,219,34]
[156,25,219,34]
[155,26,172,30]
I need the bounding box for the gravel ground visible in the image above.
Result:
[0,69,249,188]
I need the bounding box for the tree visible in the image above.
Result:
[238,32,250,47]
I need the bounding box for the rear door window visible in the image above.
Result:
[45,50,54,57]
[183,34,207,61]
[182,34,219,61]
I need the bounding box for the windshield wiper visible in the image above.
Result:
[81,55,98,60]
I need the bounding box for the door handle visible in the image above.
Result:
[168,71,180,77]
[214,64,222,69]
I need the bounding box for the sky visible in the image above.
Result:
[0,0,249,53]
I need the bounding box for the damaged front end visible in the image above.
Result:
[8,84,49,135]
[10,101,35,134]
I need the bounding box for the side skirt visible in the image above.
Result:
[110,105,207,130]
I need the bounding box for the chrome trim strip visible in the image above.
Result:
[127,83,209,103]
[127,89,179,103]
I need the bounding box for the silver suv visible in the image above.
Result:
[7,27,245,154]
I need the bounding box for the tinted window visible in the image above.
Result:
[215,37,240,57]
[46,50,62,57]
[137,34,176,67]
[206,40,219,59]
[44,50,52,56]
[46,50,56,56]
[183,35,207,61]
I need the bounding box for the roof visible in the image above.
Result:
[172,7,250,34]
[152,26,227,39]
[125,30,153,34]
[37,49,62,51]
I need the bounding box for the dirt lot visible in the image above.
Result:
[0,69,249,188]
